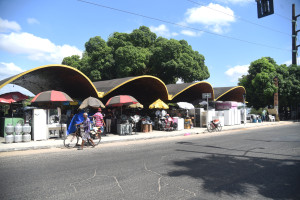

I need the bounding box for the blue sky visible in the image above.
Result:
[0,0,299,96]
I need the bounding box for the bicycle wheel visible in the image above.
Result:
[207,123,214,132]
[89,132,101,146]
[217,123,222,132]
[64,134,79,148]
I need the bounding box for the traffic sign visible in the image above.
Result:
[202,93,211,99]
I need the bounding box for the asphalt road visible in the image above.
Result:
[1,123,300,200]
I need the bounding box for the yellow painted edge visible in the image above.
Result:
[214,86,246,101]
[102,75,170,100]
[0,64,99,98]
[170,81,215,101]
[98,92,105,98]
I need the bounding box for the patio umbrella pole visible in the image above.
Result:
[11,103,13,124]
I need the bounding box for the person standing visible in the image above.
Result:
[76,112,95,150]
[262,109,267,122]
[105,109,113,133]
[93,108,106,135]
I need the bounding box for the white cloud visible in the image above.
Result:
[283,57,300,66]
[185,3,236,34]
[0,62,34,96]
[0,32,82,63]
[0,18,21,32]
[225,64,249,82]
[150,24,178,38]
[0,62,24,81]
[0,32,56,54]
[27,18,40,25]
[181,30,203,37]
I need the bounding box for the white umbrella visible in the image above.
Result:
[199,101,208,106]
[177,102,194,117]
[177,102,195,109]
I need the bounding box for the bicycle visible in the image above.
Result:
[64,123,102,148]
[207,119,222,132]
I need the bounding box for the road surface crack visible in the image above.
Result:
[144,162,197,197]
[144,162,163,192]
[69,168,124,194]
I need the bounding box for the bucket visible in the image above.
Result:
[184,119,191,129]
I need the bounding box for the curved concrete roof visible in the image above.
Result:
[167,82,214,103]
[0,65,247,105]
[93,75,169,106]
[0,64,98,99]
[214,86,246,102]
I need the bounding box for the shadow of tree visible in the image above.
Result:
[168,152,300,199]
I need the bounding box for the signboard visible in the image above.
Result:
[256,0,274,18]
[202,93,211,99]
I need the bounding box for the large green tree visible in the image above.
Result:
[62,26,210,83]
[238,57,300,110]
[239,57,277,109]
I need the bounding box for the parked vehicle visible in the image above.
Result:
[207,119,222,132]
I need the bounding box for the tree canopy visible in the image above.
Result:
[238,57,300,110]
[62,26,209,84]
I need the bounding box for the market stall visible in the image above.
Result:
[30,90,73,140]
[0,92,28,142]
[106,95,139,135]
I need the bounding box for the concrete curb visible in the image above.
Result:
[0,121,297,153]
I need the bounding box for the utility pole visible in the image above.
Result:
[274,76,280,121]
[292,4,300,65]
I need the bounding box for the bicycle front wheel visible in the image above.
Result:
[217,124,222,132]
[64,134,79,148]
[207,123,213,132]
[90,132,101,146]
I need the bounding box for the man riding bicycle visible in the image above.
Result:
[76,112,95,150]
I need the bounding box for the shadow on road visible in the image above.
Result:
[168,150,300,199]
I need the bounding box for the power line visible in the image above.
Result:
[274,12,291,21]
[77,0,290,52]
[186,0,291,36]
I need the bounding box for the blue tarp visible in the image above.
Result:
[66,111,95,135]
[67,110,85,135]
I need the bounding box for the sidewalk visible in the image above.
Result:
[0,121,296,152]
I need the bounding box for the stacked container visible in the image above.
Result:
[14,123,23,143]
[5,124,14,143]
[22,124,31,142]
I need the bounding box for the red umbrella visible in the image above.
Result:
[106,95,138,107]
[31,90,73,103]
[0,92,28,104]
